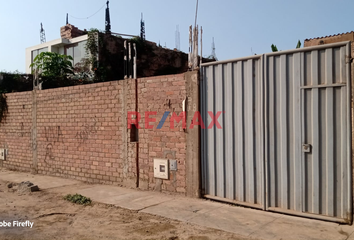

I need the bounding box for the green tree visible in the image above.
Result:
[30,52,74,78]
[296,40,301,49]
[271,44,278,52]
[271,40,302,52]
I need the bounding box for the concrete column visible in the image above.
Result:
[31,90,38,174]
[185,71,201,198]
[121,80,128,179]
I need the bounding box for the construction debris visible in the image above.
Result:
[7,181,39,194]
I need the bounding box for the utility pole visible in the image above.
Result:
[175,25,180,51]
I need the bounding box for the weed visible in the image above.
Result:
[64,194,92,205]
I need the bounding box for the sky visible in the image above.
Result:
[1,0,354,73]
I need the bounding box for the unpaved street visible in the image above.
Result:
[0,179,247,240]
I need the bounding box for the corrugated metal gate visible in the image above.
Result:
[200,42,352,223]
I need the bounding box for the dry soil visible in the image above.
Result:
[0,179,249,240]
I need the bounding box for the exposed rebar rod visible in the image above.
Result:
[194,0,199,28]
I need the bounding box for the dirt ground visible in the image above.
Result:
[0,179,248,240]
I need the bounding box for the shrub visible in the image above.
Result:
[64,194,92,205]
[30,52,74,78]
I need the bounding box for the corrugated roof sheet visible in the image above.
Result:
[305,31,354,41]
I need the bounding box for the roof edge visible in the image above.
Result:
[305,31,354,41]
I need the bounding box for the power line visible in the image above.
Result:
[69,3,106,20]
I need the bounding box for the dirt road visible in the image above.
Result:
[0,179,247,240]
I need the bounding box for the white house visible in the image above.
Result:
[25,26,89,74]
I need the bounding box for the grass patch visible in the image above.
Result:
[64,194,92,205]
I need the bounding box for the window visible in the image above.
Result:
[64,40,88,67]
[31,47,48,64]
[129,124,139,142]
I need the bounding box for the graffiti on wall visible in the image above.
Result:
[18,122,31,137]
[45,126,64,143]
[3,122,31,137]
[75,118,99,145]
[43,126,63,172]
[44,143,54,162]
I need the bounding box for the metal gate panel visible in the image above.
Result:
[265,42,352,223]
[301,45,351,221]
[201,41,351,223]
[265,52,303,212]
[201,55,264,208]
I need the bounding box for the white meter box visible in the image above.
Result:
[154,159,169,179]
[0,149,5,160]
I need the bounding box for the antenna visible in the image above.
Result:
[140,13,145,40]
[211,37,217,60]
[105,1,111,34]
[66,13,69,25]
[175,25,180,50]
[40,23,46,44]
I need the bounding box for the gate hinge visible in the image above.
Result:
[346,55,353,64]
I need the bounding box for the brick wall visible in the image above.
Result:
[0,92,33,172]
[0,72,199,195]
[137,74,187,193]
[34,81,129,185]
[60,24,85,39]
[304,32,354,48]
[99,34,190,81]
[59,25,212,82]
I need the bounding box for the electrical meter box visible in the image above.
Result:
[0,149,6,160]
[154,159,169,179]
